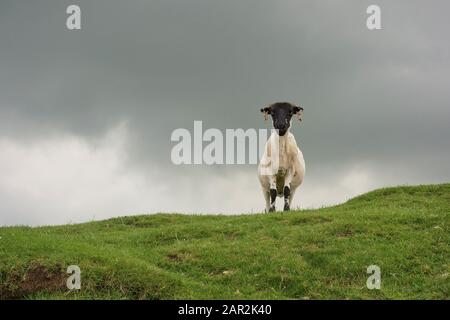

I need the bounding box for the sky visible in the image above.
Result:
[1,0,449,226]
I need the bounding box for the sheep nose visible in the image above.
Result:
[274,120,282,126]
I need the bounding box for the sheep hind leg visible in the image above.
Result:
[288,186,299,211]
[263,190,271,213]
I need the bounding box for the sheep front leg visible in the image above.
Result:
[269,175,277,212]
[283,169,294,211]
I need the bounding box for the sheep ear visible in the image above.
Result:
[293,106,304,122]
[260,106,271,121]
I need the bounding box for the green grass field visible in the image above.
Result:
[1,184,449,300]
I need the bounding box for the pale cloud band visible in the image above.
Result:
[1,123,447,226]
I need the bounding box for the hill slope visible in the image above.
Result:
[1,184,449,299]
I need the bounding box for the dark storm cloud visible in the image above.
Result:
[0,0,449,225]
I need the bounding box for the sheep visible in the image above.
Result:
[258,102,305,212]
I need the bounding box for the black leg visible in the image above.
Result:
[283,186,290,211]
[269,188,277,212]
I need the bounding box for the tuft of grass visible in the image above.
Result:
[1,184,449,299]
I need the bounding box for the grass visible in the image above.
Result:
[0,184,449,299]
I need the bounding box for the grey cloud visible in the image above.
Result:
[0,0,449,225]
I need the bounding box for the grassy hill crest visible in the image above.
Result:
[1,184,449,299]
